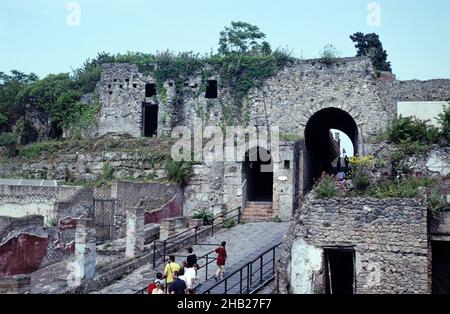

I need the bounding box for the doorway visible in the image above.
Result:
[243,147,273,202]
[143,103,158,137]
[324,248,355,294]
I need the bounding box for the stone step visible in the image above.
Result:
[246,201,272,208]
[242,213,273,217]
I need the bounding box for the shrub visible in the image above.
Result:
[437,105,450,140]
[428,190,446,216]
[222,219,236,229]
[389,116,441,144]
[319,44,341,64]
[192,209,214,226]
[349,155,373,191]
[0,132,18,157]
[165,159,193,185]
[369,177,438,198]
[19,141,60,161]
[273,216,282,223]
[313,174,338,198]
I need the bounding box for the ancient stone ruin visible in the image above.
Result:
[0,54,449,294]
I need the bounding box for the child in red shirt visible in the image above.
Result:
[214,241,227,280]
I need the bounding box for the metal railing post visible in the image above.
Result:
[260,256,263,284]
[194,226,198,244]
[240,269,243,294]
[273,247,276,274]
[249,263,253,287]
[163,241,166,262]
[247,264,250,293]
[153,243,156,269]
[224,279,228,294]
[211,218,214,237]
[206,254,209,280]
[238,207,241,224]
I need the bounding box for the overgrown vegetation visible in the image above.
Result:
[349,155,373,191]
[165,159,193,186]
[222,218,236,229]
[438,105,450,140]
[389,116,442,144]
[319,44,341,65]
[191,209,214,226]
[313,174,339,198]
[0,21,293,146]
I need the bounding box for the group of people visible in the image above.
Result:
[147,241,228,295]
[335,154,351,182]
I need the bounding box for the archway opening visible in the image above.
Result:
[243,147,273,202]
[304,108,358,191]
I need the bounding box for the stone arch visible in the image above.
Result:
[302,107,360,191]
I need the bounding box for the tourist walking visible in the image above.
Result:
[186,247,197,268]
[168,271,187,294]
[164,255,180,289]
[184,263,199,294]
[214,241,227,280]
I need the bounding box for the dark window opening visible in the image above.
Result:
[133,84,137,88]
[125,78,130,83]
[205,80,218,99]
[119,85,123,89]
[108,85,111,89]
[168,82,174,87]
[145,83,156,97]
[284,160,290,169]
[143,104,158,137]
[109,91,113,95]
[324,249,355,295]
[244,147,273,202]
[432,241,450,294]
[113,79,117,82]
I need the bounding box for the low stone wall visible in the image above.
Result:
[278,195,429,294]
[144,192,183,224]
[0,151,167,183]
[111,181,180,239]
[0,185,93,224]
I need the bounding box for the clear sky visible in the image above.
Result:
[1,0,450,80]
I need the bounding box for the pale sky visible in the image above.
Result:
[1,0,450,80]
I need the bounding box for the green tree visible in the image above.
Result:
[350,32,392,72]
[218,21,269,55]
[17,73,76,134]
[0,71,38,127]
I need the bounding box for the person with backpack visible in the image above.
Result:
[163,255,180,289]
[147,272,164,294]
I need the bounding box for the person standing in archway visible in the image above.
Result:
[344,155,350,173]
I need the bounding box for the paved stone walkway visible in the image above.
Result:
[94,222,290,294]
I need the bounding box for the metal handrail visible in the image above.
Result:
[137,207,241,293]
[202,241,282,294]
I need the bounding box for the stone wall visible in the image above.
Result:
[0,185,93,224]
[277,195,430,294]
[0,150,167,183]
[110,181,180,239]
[183,142,296,220]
